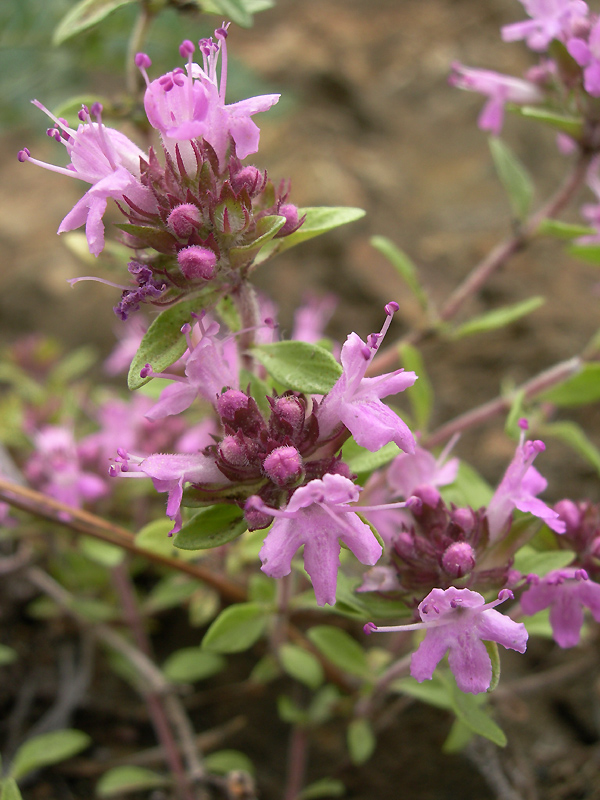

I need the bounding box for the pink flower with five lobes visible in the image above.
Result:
[317,303,417,453]
[365,587,528,694]
[18,102,155,256]
[486,421,566,542]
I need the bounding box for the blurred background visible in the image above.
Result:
[2,0,599,492]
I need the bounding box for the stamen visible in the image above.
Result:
[67,276,129,290]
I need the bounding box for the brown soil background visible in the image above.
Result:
[2,1,600,798]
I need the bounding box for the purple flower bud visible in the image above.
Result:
[270,395,305,436]
[413,484,440,508]
[277,204,300,236]
[177,246,217,281]
[263,446,304,487]
[217,390,251,422]
[231,165,264,196]
[218,435,249,468]
[167,204,202,238]
[441,541,476,578]
[554,499,581,533]
[451,507,476,534]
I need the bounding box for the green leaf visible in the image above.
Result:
[203,749,255,775]
[370,236,428,310]
[400,343,433,432]
[489,137,534,220]
[442,718,475,753]
[252,341,342,394]
[391,674,453,710]
[174,505,247,550]
[10,729,91,781]
[53,0,136,45]
[513,546,575,576]
[347,718,376,765]
[522,608,554,638]
[567,242,600,264]
[162,648,226,683]
[255,207,365,263]
[96,766,168,797]
[484,641,501,693]
[128,291,219,390]
[1,779,23,800]
[277,694,308,725]
[504,388,527,440]
[538,362,600,407]
[518,106,584,138]
[80,538,125,568]
[450,684,506,747]
[230,214,285,267]
[0,645,18,666]
[441,462,493,509]
[201,0,253,26]
[299,778,346,799]
[144,574,202,614]
[539,420,600,474]
[306,626,368,678]
[538,219,596,239]
[279,643,324,690]
[136,518,180,558]
[202,603,269,654]
[307,685,340,725]
[451,296,544,339]
[343,439,399,477]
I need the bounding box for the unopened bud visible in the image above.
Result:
[441,541,476,579]
[451,507,476,534]
[554,499,581,533]
[167,204,202,238]
[177,246,217,280]
[231,165,264,196]
[218,435,249,468]
[263,446,304,487]
[270,395,305,436]
[277,204,300,237]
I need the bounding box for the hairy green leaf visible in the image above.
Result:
[174,505,247,550]
[202,603,268,653]
[53,0,136,45]
[451,296,544,339]
[252,341,342,394]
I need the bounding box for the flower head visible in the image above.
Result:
[366,587,528,694]
[521,567,600,647]
[317,304,417,453]
[250,473,384,606]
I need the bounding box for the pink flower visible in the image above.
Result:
[449,63,543,135]
[138,29,279,167]
[521,567,600,647]
[502,0,589,52]
[112,450,229,534]
[366,587,528,694]
[486,428,566,542]
[249,473,384,606]
[143,317,239,421]
[318,304,417,453]
[19,103,154,256]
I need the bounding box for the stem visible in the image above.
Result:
[0,478,246,602]
[112,564,202,799]
[370,150,593,376]
[422,355,582,448]
[283,724,309,800]
[355,653,412,718]
[26,567,205,799]
[234,281,261,371]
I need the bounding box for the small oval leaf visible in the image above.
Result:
[96,766,168,797]
[252,341,342,395]
[202,603,269,653]
[174,504,247,550]
[10,730,91,781]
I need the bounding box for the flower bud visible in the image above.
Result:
[442,541,476,579]
[276,203,300,237]
[269,395,305,437]
[554,499,581,534]
[167,204,201,238]
[231,165,264,196]
[177,246,217,281]
[218,435,249,468]
[217,390,265,436]
[451,507,476,535]
[262,446,304,487]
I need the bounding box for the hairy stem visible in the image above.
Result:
[369,149,593,376]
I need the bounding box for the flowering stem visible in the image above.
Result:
[369,149,593,376]
[422,355,582,448]
[0,477,246,602]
